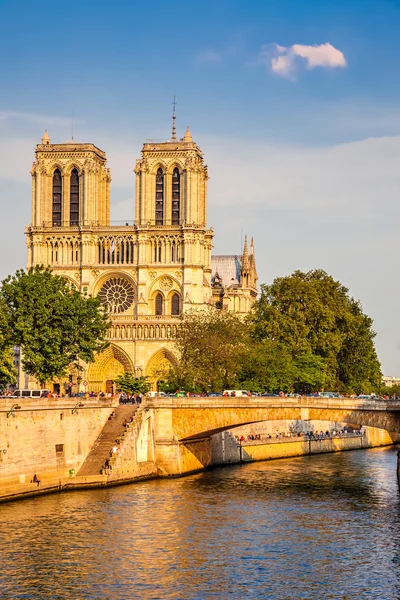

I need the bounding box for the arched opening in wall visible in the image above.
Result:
[52,169,62,226]
[70,169,80,225]
[155,293,164,316]
[155,168,164,225]
[172,167,180,225]
[171,293,180,316]
[145,348,177,390]
[87,344,134,393]
[171,240,176,262]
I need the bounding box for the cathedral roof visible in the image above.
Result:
[211,255,242,287]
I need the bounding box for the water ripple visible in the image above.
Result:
[0,447,399,599]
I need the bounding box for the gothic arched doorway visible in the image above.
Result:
[87,344,134,393]
[145,348,177,390]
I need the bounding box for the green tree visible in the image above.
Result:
[168,308,250,392]
[0,348,16,389]
[238,340,294,393]
[252,269,381,393]
[114,373,150,395]
[0,295,16,388]
[292,352,326,394]
[0,266,110,387]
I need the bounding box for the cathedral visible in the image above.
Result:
[26,119,258,392]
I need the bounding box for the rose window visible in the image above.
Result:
[99,277,135,314]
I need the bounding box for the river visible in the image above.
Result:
[1,447,399,599]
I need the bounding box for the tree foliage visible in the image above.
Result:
[237,340,294,393]
[168,308,250,392]
[252,269,381,393]
[0,348,17,388]
[0,266,110,387]
[165,270,382,395]
[0,295,16,388]
[114,373,150,395]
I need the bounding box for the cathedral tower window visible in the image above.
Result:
[155,168,164,225]
[70,169,80,226]
[171,293,180,316]
[52,169,62,226]
[155,293,164,316]
[172,167,180,225]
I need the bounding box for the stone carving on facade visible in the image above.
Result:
[160,276,173,291]
[99,277,135,314]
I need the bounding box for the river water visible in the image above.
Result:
[1,447,400,600]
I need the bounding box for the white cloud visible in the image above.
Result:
[261,42,347,79]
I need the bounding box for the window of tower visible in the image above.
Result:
[52,169,62,226]
[172,167,180,225]
[70,169,79,226]
[155,168,164,225]
[171,293,180,316]
[155,293,164,316]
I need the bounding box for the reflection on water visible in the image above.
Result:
[1,447,400,599]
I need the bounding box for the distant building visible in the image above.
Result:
[382,376,400,388]
[25,120,258,391]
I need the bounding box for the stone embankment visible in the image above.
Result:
[211,430,390,466]
[0,396,397,503]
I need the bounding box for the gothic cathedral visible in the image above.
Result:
[26,123,258,392]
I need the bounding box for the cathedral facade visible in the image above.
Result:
[26,124,258,392]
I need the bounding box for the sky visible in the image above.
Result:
[1,0,400,374]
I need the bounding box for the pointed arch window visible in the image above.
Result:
[155,168,164,225]
[172,167,180,225]
[155,293,164,316]
[171,293,180,316]
[52,169,62,226]
[70,169,80,226]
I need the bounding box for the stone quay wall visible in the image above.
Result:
[211,426,393,466]
[0,397,117,499]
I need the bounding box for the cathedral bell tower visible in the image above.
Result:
[30,131,111,229]
[133,121,214,313]
[134,126,208,227]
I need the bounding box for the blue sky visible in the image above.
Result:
[1,0,400,373]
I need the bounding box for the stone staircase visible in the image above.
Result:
[77,405,138,476]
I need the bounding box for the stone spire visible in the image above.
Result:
[41,130,50,145]
[172,96,177,141]
[242,235,249,270]
[249,237,258,287]
[240,235,250,289]
[183,126,193,143]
